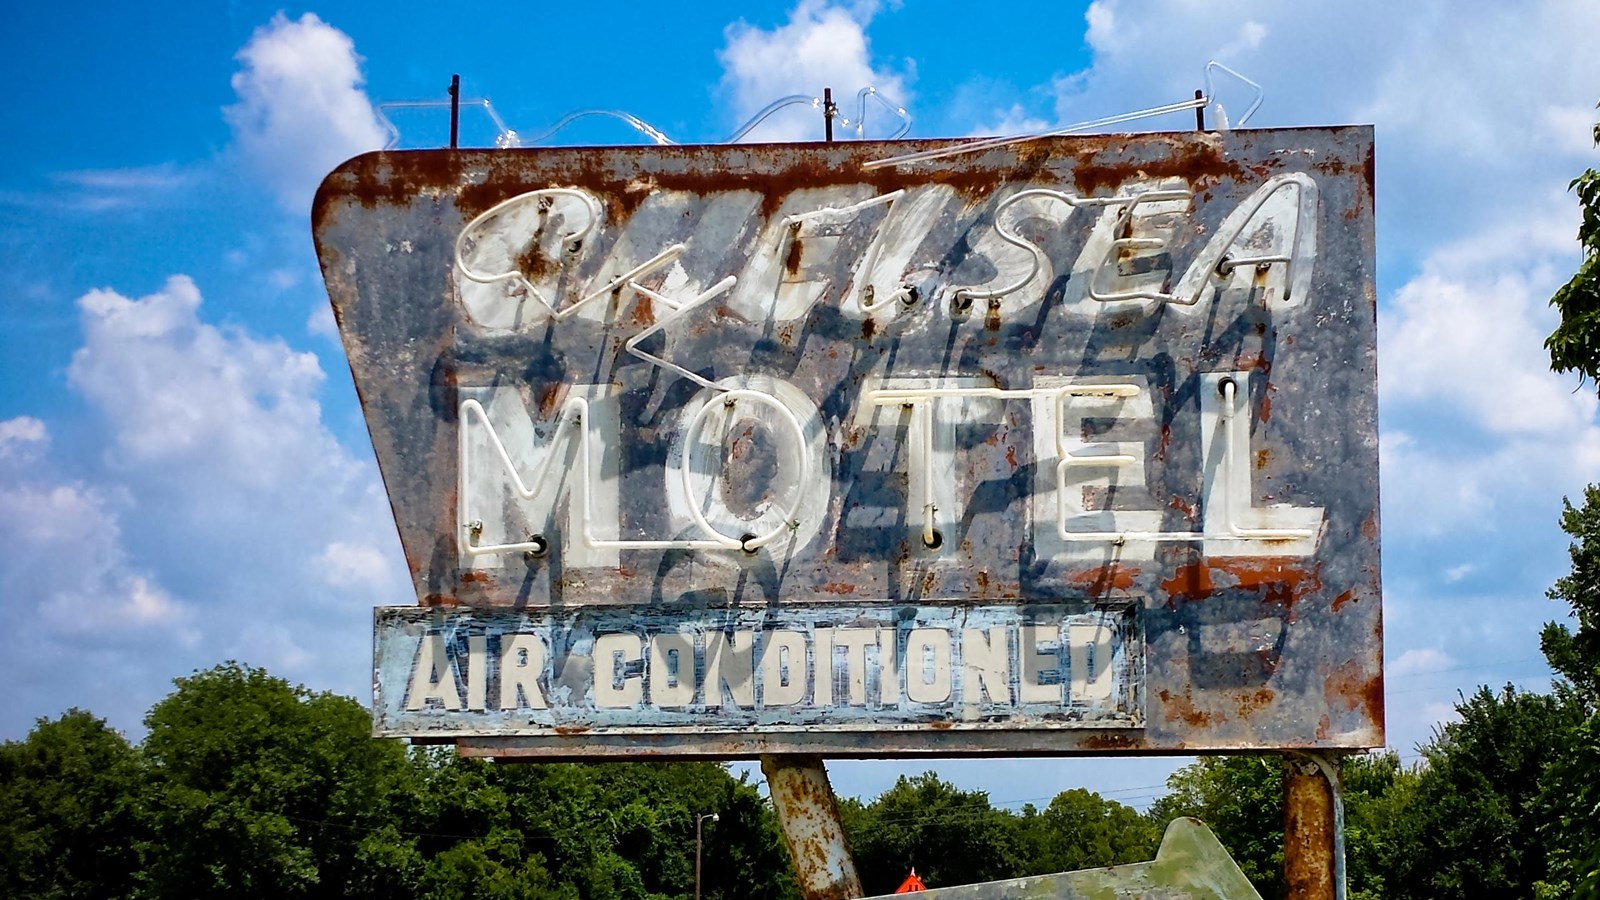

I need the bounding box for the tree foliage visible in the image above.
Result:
[0,709,146,899]
[1544,102,1600,381]
[1149,756,1284,895]
[841,772,1024,895]
[0,664,801,900]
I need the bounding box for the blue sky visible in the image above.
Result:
[2,0,1598,810]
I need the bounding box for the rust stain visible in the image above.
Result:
[1331,589,1356,612]
[1323,659,1384,725]
[783,232,804,274]
[319,135,1231,229]
[1215,559,1323,609]
[1284,763,1339,895]
[461,571,490,584]
[1235,687,1275,718]
[1162,559,1323,609]
[1361,511,1379,540]
[1255,448,1272,470]
[1081,733,1140,750]
[1157,688,1216,728]
[1068,565,1140,598]
[1004,444,1018,470]
[1168,494,1197,521]
[821,581,857,595]
[975,570,990,594]
[1258,386,1273,422]
[537,382,562,415]
[1161,562,1216,602]
[628,294,654,327]
[515,250,557,290]
[929,720,954,730]
[1069,136,1249,196]
[553,725,590,735]
[861,317,876,341]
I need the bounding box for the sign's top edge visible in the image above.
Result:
[311,124,1375,228]
[349,123,1376,158]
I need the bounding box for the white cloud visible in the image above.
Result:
[315,540,395,590]
[1389,647,1453,678]
[1379,200,1592,439]
[224,13,385,212]
[55,163,193,193]
[0,416,47,461]
[968,104,1051,139]
[69,276,328,486]
[0,473,189,640]
[1,275,406,735]
[719,1,911,141]
[1059,1,1600,259]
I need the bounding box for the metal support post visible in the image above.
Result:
[761,754,862,900]
[823,88,837,142]
[449,74,461,149]
[1195,89,1206,130]
[1284,752,1346,900]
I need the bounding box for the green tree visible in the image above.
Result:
[1541,101,1600,899]
[1543,101,1600,382]
[842,772,1023,895]
[1016,788,1159,875]
[1536,486,1600,898]
[138,662,418,899]
[0,710,147,899]
[1148,756,1284,896]
[1340,751,1418,900]
[1544,485,1600,702]
[1383,687,1581,900]
[405,756,796,900]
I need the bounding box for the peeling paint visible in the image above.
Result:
[317,129,1383,756]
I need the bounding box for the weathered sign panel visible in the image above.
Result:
[313,127,1381,757]
[375,604,1140,735]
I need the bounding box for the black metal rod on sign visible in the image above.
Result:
[449,74,461,149]
[823,87,836,142]
[1195,89,1206,131]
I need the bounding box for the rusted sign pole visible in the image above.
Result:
[762,755,863,900]
[1284,753,1345,900]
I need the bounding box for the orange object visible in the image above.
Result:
[894,868,926,893]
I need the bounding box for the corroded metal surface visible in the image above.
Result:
[855,816,1262,899]
[762,756,863,900]
[1284,754,1344,900]
[315,128,1382,755]
[375,604,1139,736]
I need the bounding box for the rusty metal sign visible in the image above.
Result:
[375,604,1138,736]
[314,127,1381,757]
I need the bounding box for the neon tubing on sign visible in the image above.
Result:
[459,389,812,556]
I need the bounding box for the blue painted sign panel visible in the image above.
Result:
[375,604,1140,736]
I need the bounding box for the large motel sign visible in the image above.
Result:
[313,128,1380,763]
